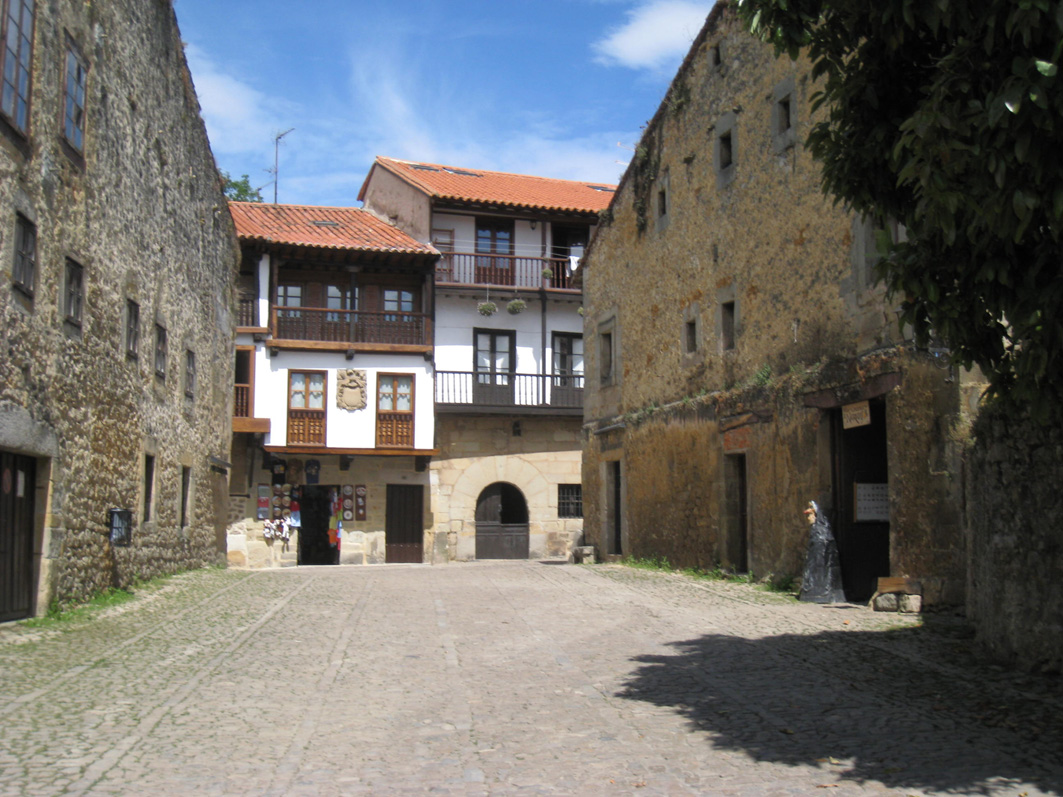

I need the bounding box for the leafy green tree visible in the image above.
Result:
[220,170,264,203]
[738,0,1063,421]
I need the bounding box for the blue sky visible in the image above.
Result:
[173,0,714,207]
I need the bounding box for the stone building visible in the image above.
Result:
[0,0,238,620]
[581,3,984,604]
[360,158,611,561]
[225,202,439,567]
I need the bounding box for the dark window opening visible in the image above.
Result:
[179,466,191,528]
[63,259,83,325]
[600,331,613,383]
[12,213,35,296]
[558,484,583,518]
[184,349,195,399]
[154,324,167,378]
[721,301,736,351]
[0,0,35,135]
[776,96,792,136]
[657,188,667,217]
[126,300,140,358]
[719,131,733,169]
[63,43,88,152]
[143,454,155,523]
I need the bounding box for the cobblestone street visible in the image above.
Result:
[1,561,1060,796]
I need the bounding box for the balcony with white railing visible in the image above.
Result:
[435,253,578,292]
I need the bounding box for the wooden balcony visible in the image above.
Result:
[271,307,430,347]
[376,412,414,447]
[288,409,325,446]
[436,372,583,415]
[237,292,257,327]
[435,254,577,291]
[232,384,270,433]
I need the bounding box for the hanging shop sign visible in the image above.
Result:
[842,400,871,429]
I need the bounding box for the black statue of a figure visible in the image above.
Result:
[798,500,846,603]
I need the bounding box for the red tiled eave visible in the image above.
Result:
[229,202,437,256]
[358,157,617,215]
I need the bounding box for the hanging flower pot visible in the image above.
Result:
[477,301,498,317]
[507,299,527,315]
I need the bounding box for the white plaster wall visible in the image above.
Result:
[435,295,583,376]
[253,350,434,449]
[432,212,544,257]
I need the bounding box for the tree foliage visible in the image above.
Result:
[220,170,264,203]
[738,0,1063,421]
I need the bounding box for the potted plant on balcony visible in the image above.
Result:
[477,300,497,316]
[507,298,526,315]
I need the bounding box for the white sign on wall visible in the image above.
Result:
[854,482,890,522]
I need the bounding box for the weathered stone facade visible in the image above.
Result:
[0,0,238,616]
[581,4,983,604]
[431,416,584,562]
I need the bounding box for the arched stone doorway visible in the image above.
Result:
[475,482,529,559]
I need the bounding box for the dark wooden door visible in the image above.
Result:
[832,401,890,602]
[386,484,424,563]
[1,451,36,621]
[475,482,529,559]
[298,485,337,565]
[476,484,529,556]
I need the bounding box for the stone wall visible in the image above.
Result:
[966,408,1063,672]
[432,415,583,561]
[0,0,238,611]
[581,4,981,601]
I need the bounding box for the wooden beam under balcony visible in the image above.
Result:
[233,417,271,433]
[263,445,440,456]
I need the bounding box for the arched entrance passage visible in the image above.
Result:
[475,482,529,559]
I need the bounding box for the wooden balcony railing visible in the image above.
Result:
[287,410,325,446]
[376,412,414,447]
[435,254,577,290]
[272,307,430,346]
[234,384,251,417]
[237,293,257,327]
[436,372,583,409]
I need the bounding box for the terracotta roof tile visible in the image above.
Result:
[229,202,436,256]
[360,157,617,214]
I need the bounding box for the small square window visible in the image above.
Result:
[721,301,736,351]
[558,484,583,518]
[62,43,88,153]
[184,349,196,399]
[63,259,84,325]
[126,300,140,359]
[12,214,36,296]
[154,324,167,379]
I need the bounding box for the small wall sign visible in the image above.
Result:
[842,400,871,429]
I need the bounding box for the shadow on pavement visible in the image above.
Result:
[616,619,1063,795]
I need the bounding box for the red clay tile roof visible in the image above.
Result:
[229,202,437,255]
[358,157,617,214]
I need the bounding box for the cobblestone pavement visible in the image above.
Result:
[1,561,1061,796]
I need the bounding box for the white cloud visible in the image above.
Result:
[592,0,712,72]
[183,43,287,163]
